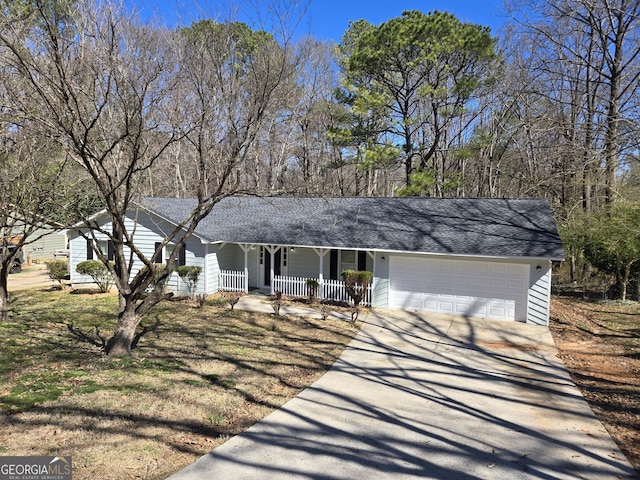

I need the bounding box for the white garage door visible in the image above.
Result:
[389,256,529,321]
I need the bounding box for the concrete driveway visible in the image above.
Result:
[169,306,637,480]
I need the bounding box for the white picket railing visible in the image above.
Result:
[273,275,309,298]
[219,270,246,292]
[218,271,372,306]
[273,275,372,306]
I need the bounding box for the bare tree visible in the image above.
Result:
[0,125,68,320]
[177,19,295,198]
[0,0,299,355]
[285,38,339,195]
[505,0,640,206]
[0,3,74,319]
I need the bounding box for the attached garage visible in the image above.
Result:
[389,256,530,322]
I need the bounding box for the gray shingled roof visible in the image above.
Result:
[140,196,565,259]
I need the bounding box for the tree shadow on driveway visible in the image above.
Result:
[169,308,639,479]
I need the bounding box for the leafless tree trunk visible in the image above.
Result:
[0,115,69,320]
[505,0,640,211]
[0,0,302,354]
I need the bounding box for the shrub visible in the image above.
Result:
[306,278,319,304]
[195,293,208,308]
[318,302,332,321]
[341,270,373,322]
[176,265,202,299]
[76,260,113,293]
[271,291,283,316]
[45,260,68,289]
[224,292,243,310]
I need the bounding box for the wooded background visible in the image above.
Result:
[2,0,640,315]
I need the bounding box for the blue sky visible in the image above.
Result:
[129,0,506,41]
[303,0,506,41]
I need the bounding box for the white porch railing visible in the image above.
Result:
[274,275,372,307]
[273,275,308,298]
[219,270,246,292]
[218,271,373,306]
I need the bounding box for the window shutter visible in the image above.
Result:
[357,251,367,271]
[178,244,186,266]
[152,242,162,263]
[107,240,115,261]
[86,239,93,260]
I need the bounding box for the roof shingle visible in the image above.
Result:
[141,196,565,260]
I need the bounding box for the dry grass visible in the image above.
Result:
[0,289,360,479]
[550,296,640,473]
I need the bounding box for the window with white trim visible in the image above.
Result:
[87,239,114,261]
[166,244,186,267]
[340,250,357,273]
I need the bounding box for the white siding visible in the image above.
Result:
[527,262,552,326]
[68,210,208,296]
[166,240,206,296]
[288,249,321,278]
[372,252,390,308]
[68,229,113,285]
[206,245,221,293]
[68,233,92,284]
[248,248,259,288]
[217,244,244,270]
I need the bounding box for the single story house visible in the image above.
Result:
[5,216,68,263]
[23,224,68,262]
[68,196,565,325]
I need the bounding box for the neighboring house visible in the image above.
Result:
[67,196,565,325]
[22,223,68,262]
[5,216,68,263]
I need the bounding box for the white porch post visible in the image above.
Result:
[313,248,329,300]
[269,249,275,295]
[244,249,249,293]
[239,244,252,293]
[204,243,209,293]
[265,245,278,295]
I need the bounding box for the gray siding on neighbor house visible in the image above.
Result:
[23,227,67,261]
[527,262,552,326]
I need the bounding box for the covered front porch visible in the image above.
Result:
[214,244,377,306]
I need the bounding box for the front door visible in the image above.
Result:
[263,248,282,286]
